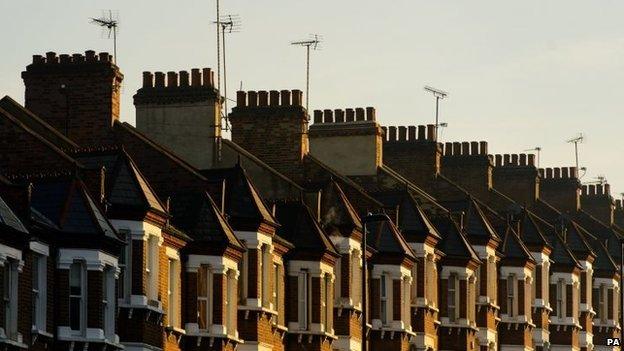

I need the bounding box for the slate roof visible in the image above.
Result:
[274,201,338,255]
[500,226,534,263]
[201,165,278,230]
[365,216,416,260]
[0,195,28,234]
[29,176,121,241]
[431,215,480,262]
[169,191,243,250]
[74,149,167,216]
[518,211,552,251]
[441,198,500,245]
[318,180,363,236]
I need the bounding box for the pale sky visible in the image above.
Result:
[2,1,623,196]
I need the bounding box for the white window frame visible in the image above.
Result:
[351,250,362,308]
[298,270,309,330]
[507,274,517,317]
[117,230,132,302]
[261,245,271,309]
[273,263,279,318]
[146,235,159,301]
[168,258,180,328]
[102,266,116,338]
[238,245,248,304]
[32,253,47,332]
[600,284,607,323]
[225,269,237,337]
[3,259,19,341]
[69,261,87,334]
[380,274,389,325]
[197,265,213,331]
[411,260,418,304]
[402,276,411,327]
[323,273,333,332]
[448,274,458,322]
[556,279,565,319]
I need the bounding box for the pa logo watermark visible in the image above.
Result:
[606,338,621,346]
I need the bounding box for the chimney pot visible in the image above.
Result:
[292,90,303,106]
[167,71,178,87]
[323,109,334,123]
[589,184,597,195]
[179,71,190,86]
[334,109,345,122]
[569,167,577,178]
[495,154,502,166]
[72,54,84,63]
[503,154,511,165]
[605,184,610,195]
[519,154,527,166]
[202,68,213,87]
[59,54,71,64]
[582,185,588,195]
[398,126,407,141]
[453,142,462,155]
[389,126,397,141]
[539,168,545,177]
[381,126,388,141]
[142,72,154,88]
[417,126,426,140]
[445,142,453,156]
[408,126,416,140]
[461,142,470,155]
[511,154,519,165]
[258,91,269,106]
[562,167,569,178]
[269,90,280,105]
[313,110,323,123]
[191,68,201,86]
[280,90,291,106]
[99,52,111,62]
[426,125,435,140]
[154,72,165,88]
[236,91,247,107]
[527,154,535,166]
[546,168,553,178]
[554,168,561,178]
[46,51,58,63]
[355,108,365,121]
[85,50,96,62]
[470,141,479,155]
[32,55,44,64]
[345,108,355,122]
[248,91,258,107]
[479,141,488,155]
[366,107,376,121]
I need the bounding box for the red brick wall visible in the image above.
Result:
[21,51,123,146]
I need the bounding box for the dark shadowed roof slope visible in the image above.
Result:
[169,191,243,250]
[318,180,362,237]
[431,215,480,262]
[365,217,415,260]
[374,191,441,243]
[500,227,534,263]
[274,201,338,256]
[441,198,500,246]
[0,195,28,234]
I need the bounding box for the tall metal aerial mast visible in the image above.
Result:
[424,86,448,141]
[90,10,119,64]
[214,14,241,130]
[567,133,585,171]
[291,34,323,113]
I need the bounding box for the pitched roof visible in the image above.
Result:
[365,217,416,260]
[500,227,534,263]
[519,211,552,250]
[431,215,480,262]
[274,201,338,255]
[0,96,79,150]
[441,198,500,245]
[169,191,243,250]
[29,176,120,241]
[73,149,167,216]
[374,191,442,242]
[318,180,363,236]
[0,195,28,234]
[201,165,278,230]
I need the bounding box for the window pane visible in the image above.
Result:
[198,300,207,329]
[198,266,208,297]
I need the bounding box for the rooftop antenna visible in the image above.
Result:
[523,147,542,167]
[424,86,448,141]
[437,122,448,139]
[583,175,606,185]
[214,14,241,131]
[291,34,323,114]
[566,133,584,171]
[90,10,119,64]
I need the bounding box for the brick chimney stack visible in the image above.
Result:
[441,141,493,197]
[229,90,307,179]
[134,68,221,169]
[308,107,383,176]
[381,124,441,187]
[538,167,581,213]
[615,200,624,228]
[21,51,123,146]
[580,183,615,225]
[492,153,539,206]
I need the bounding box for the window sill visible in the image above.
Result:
[287,330,338,340]
[165,326,186,335]
[0,338,28,349]
[412,303,439,313]
[31,328,54,339]
[118,299,164,314]
[185,331,243,343]
[238,304,278,316]
[271,323,288,332]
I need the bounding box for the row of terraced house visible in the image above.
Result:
[0,49,622,351]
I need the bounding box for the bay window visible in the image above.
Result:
[323,274,332,332]
[102,266,115,338]
[380,274,388,325]
[197,265,213,330]
[146,235,159,301]
[32,253,47,331]
[507,274,516,317]
[297,270,309,330]
[351,250,362,308]
[261,244,271,309]
[238,247,248,304]
[69,261,86,332]
[402,276,411,328]
[117,231,131,301]
[2,259,18,340]
[448,274,458,322]
[225,269,237,337]
[556,279,564,319]
[168,259,180,328]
